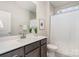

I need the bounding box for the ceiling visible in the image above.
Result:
[15,1,36,12]
[50,1,79,9]
[5,1,79,13]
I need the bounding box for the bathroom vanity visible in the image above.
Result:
[0,35,47,57]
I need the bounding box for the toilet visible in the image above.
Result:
[47,44,58,57]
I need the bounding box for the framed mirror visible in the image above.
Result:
[0,1,36,37]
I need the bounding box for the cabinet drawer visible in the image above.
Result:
[25,41,40,54]
[25,48,40,57]
[41,38,47,45]
[0,47,24,57]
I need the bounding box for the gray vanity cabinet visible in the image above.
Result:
[0,38,47,57]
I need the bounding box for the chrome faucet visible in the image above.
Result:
[19,25,27,39]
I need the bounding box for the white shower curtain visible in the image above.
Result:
[50,10,79,56]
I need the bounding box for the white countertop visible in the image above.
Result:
[0,34,46,55]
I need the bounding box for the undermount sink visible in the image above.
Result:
[0,36,19,42]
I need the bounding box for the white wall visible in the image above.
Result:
[36,1,54,43]
[36,2,49,41]
[0,1,30,35]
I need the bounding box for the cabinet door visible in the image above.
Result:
[0,47,24,57]
[41,44,47,57]
[25,48,40,57]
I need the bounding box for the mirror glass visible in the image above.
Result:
[0,1,36,37]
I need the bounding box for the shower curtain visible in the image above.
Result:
[50,10,79,56]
